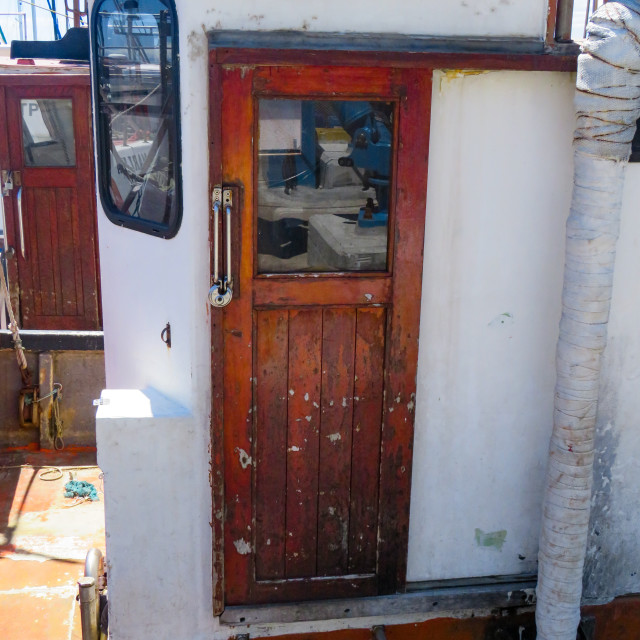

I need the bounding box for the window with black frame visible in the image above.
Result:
[92,0,181,238]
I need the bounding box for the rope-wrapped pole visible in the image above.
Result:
[536,2,640,638]
[0,257,31,385]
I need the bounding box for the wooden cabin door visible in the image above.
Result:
[1,83,100,330]
[210,62,431,609]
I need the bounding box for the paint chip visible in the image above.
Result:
[327,433,342,443]
[304,393,309,401]
[233,538,252,555]
[235,448,252,469]
[289,389,295,396]
[288,445,301,452]
[305,416,312,422]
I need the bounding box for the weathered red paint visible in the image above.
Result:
[1,80,100,330]
[212,48,577,72]
[242,596,640,640]
[210,58,431,607]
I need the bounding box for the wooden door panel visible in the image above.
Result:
[253,306,386,585]
[3,84,100,330]
[213,61,431,608]
[317,307,356,577]
[255,309,289,581]
[350,306,386,574]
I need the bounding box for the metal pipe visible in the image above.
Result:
[372,626,387,640]
[78,576,99,640]
[84,548,103,582]
[556,0,575,41]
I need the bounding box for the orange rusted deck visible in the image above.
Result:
[0,450,105,640]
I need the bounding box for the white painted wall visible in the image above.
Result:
[582,168,640,601]
[198,0,547,39]
[407,70,576,581]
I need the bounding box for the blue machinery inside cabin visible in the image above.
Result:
[262,100,392,258]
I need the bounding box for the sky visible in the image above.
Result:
[0,0,83,44]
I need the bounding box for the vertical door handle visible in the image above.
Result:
[1,170,24,259]
[16,187,25,259]
[208,187,234,308]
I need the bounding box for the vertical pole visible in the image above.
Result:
[30,0,37,39]
[39,352,54,449]
[78,577,99,640]
[73,0,80,28]
[556,0,575,42]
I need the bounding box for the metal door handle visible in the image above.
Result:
[16,187,25,259]
[208,187,233,308]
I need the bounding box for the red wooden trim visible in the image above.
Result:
[250,574,378,604]
[213,48,577,72]
[0,85,21,321]
[317,308,356,576]
[0,73,90,87]
[254,65,399,96]
[254,278,391,308]
[220,65,256,606]
[255,309,289,580]
[349,307,386,574]
[285,308,323,579]
[209,58,226,617]
[23,171,77,188]
[377,68,432,594]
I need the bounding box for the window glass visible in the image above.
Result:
[92,0,181,238]
[257,99,393,273]
[21,99,76,167]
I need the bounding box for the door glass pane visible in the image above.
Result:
[257,99,393,273]
[21,99,76,167]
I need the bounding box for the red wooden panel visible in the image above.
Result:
[214,59,432,607]
[377,69,431,593]
[216,48,577,73]
[250,574,378,604]
[34,189,56,316]
[349,307,386,573]
[23,170,76,188]
[317,308,356,576]
[74,86,99,327]
[254,277,391,308]
[2,82,100,330]
[285,308,322,578]
[49,189,64,316]
[56,187,79,316]
[209,57,226,616]
[0,74,90,87]
[255,309,289,580]
[220,66,256,606]
[254,66,397,97]
[13,187,35,324]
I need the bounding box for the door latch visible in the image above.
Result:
[1,170,21,196]
[208,187,234,308]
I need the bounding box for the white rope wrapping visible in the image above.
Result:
[536,3,640,638]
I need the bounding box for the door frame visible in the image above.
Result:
[0,72,101,330]
[209,50,432,614]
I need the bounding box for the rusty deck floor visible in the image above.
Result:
[0,449,105,640]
